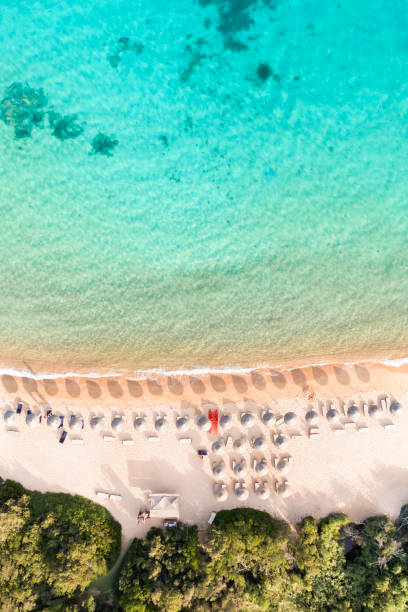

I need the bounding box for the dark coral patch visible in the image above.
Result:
[0,82,47,138]
[90,132,119,156]
[48,111,84,141]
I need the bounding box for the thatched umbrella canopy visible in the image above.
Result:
[261,411,276,428]
[90,416,105,430]
[284,412,297,426]
[112,416,124,431]
[175,416,189,432]
[197,415,211,431]
[274,434,288,449]
[212,439,225,455]
[69,415,82,431]
[326,408,340,423]
[252,435,266,451]
[240,412,255,428]
[47,414,59,429]
[305,409,318,425]
[233,459,247,477]
[4,410,16,424]
[233,437,247,451]
[219,414,232,430]
[234,483,249,500]
[390,402,403,416]
[368,404,381,419]
[155,417,168,432]
[26,412,39,428]
[255,482,270,499]
[347,405,359,420]
[276,458,292,474]
[213,482,228,501]
[212,461,225,477]
[255,458,268,475]
[134,417,146,431]
[276,481,291,497]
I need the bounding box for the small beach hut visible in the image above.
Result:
[254,481,270,499]
[347,405,359,420]
[155,417,168,432]
[252,435,266,451]
[213,482,228,502]
[234,482,249,500]
[90,416,105,431]
[233,459,247,477]
[284,412,297,426]
[4,410,16,424]
[134,416,146,431]
[212,461,225,477]
[240,412,255,428]
[390,402,403,416]
[219,414,232,430]
[305,409,318,425]
[175,416,189,432]
[212,439,225,455]
[274,434,288,449]
[112,416,124,431]
[326,408,340,423]
[149,494,180,519]
[69,415,82,431]
[26,412,39,428]
[276,480,291,497]
[197,415,211,431]
[254,458,268,475]
[47,414,59,430]
[261,410,276,428]
[368,404,381,419]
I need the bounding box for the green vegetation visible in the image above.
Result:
[2,478,408,612]
[0,478,121,611]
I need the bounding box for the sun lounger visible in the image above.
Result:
[344,422,356,429]
[122,439,135,446]
[384,423,396,431]
[225,436,233,449]
[208,511,216,524]
[109,494,122,501]
[309,431,320,439]
[103,435,116,442]
[290,433,302,439]
[179,438,191,444]
[96,491,109,499]
[386,397,391,409]
[357,426,369,433]
[309,428,319,434]
[16,403,23,414]
[6,429,19,435]
[58,416,64,429]
[71,437,83,445]
[333,428,345,435]
[381,399,387,411]
[59,430,67,444]
[148,436,160,442]
[363,404,369,416]
[26,409,32,415]
[81,418,85,429]
[276,417,284,426]
[46,409,52,417]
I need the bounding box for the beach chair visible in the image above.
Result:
[16,402,23,415]
[58,416,64,429]
[357,426,369,433]
[179,438,191,444]
[381,399,387,411]
[46,409,52,417]
[6,429,19,436]
[148,436,159,442]
[109,494,122,501]
[333,428,345,435]
[384,423,396,431]
[208,511,216,525]
[71,438,84,445]
[103,435,115,442]
[96,491,109,499]
[122,439,135,446]
[59,430,67,444]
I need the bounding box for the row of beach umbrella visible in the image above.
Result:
[212,455,292,478]
[213,479,290,502]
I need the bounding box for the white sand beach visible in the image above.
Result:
[0,358,408,557]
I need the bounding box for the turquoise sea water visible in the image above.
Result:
[0,0,407,371]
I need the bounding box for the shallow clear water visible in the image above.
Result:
[0,0,407,371]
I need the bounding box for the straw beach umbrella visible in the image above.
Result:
[47,414,59,430]
[233,437,247,451]
[254,458,268,475]
[134,416,146,431]
[176,416,189,432]
[254,481,270,499]
[90,416,105,431]
[305,409,318,425]
[213,482,228,501]
[69,415,82,431]
[212,461,225,478]
[155,417,168,432]
[219,414,232,430]
[197,415,211,432]
[347,405,359,420]
[112,416,124,431]
[284,412,297,426]
[240,413,255,428]
[274,434,288,450]
[4,410,16,424]
[326,408,340,423]
[368,404,381,419]
[233,459,247,477]
[390,402,403,416]
[276,481,291,497]
[252,435,266,451]
[26,412,39,428]
[261,410,276,428]
[276,458,292,474]
[212,439,225,455]
[234,482,249,500]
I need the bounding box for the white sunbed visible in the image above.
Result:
[208,511,216,525]
[122,439,135,446]
[344,422,356,429]
[309,431,320,439]
[290,433,303,439]
[6,429,19,435]
[357,426,369,433]
[109,494,122,501]
[333,428,345,435]
[276,417,284,426]
[96,491,109,499]
[71,437,84,445]
[381,399,387,411]
[148,436,160,442]
[179,438,191,444]
[363,404,369,416]
[103,435,116,442]
[384,423,396,431]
